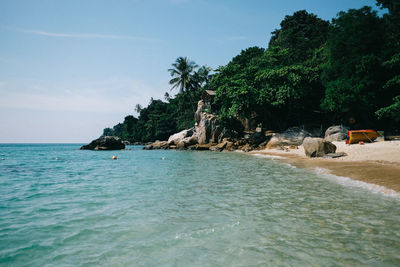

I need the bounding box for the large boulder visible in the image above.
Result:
[80,136,125,150]
[267,127,311,148]
[324,125,348,142]
[168,128,194,145]
[195,113,218,144]
[303,137,336,157]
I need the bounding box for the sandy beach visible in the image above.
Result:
[252,141,400,192]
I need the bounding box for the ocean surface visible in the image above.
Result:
[0,144,399,266]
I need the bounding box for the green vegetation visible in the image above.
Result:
[104,1,399,142]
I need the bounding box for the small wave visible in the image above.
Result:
[251,153,283,159]
[314,167,400,199]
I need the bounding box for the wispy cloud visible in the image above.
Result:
[3,26,160,42]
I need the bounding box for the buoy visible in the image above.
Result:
[55,157,59,160]
[112,155,117,160]
[161,157,166,160]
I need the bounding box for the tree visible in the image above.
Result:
[269,10,329,63]
[134,104,142,114]
[321,6,385,127]
[375,53,400,125]
[211,47,264,120]
[102,127,114,137]
[168,57,199,93]
[192,66,212,89]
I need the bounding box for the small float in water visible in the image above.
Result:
[346,130,380,144]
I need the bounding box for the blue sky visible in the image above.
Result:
[0,0,381,142]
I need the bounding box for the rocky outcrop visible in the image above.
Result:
[143,141,169,150]
[194,100,204,125]
[188,143,215,150]
[324,125,348,142]
[80,136,125,150]
[168,128,194,145]
[266,127,311,148]
[303,137,336,157]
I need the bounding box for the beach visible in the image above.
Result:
[253,141,400,192]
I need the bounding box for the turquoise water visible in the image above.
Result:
[0,144,399,266]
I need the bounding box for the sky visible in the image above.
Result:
[0,0,382,143]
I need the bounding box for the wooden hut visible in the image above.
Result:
[201,90,216,112]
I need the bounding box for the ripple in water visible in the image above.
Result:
[0,144,399,266]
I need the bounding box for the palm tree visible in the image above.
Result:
[168,57,198,93]
[193,66,212,88]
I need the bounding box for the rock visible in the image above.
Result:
[168,128,194,145]
[195,113,219,144]
[143,141,169,150]
[194,100,204,125]
[267,127,311,148]
[323,152,348,158]
[258,140,269,149]
[210,141,229,152]
[225,141,234,151]
[241,143,252,152]
[80,136,125,150]
[324,125,348,142]
[303,137,336,157]
[248,132,268,146]
[176,141,186,149]
[190,143,214,150]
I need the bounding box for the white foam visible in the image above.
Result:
[314,167,400,199]
[251,153,283,159]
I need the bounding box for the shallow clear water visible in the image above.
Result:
[0,144,399,266]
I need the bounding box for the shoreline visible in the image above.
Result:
[250,141,400,194]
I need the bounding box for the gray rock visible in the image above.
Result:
[267,127,311,148]
[303,137,336,157]
[324,125,348,142]
[168,128,194,145]
[194,100,204,125]
[81,136,125,150]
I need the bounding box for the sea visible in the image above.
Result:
[0,144,399,266]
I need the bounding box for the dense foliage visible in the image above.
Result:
[104,1,399,142]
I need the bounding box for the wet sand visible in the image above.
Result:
[252,141,400,192]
